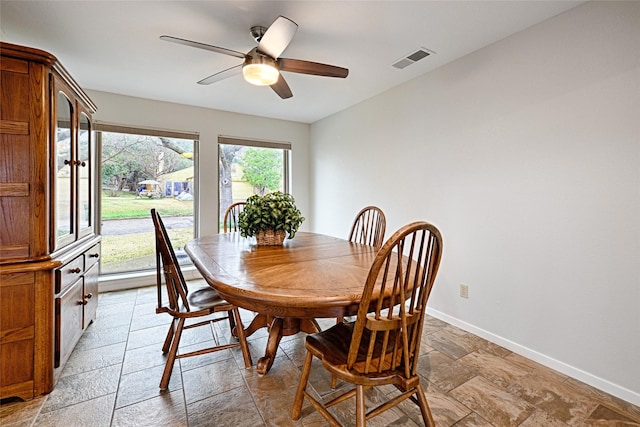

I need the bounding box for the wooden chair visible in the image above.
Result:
[151,208,252,390]
[348,206,386,249]
[222,201,246,233]
[292,221,443,427]
[338,206,387,323]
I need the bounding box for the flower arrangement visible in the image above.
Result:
[238,191,305,245]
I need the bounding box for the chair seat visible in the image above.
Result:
[306,322,405,384]
[187,286,229,309]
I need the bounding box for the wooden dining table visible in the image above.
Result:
[184,231,379,374]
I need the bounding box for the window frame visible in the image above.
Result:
[95,121,200,278]
[217,135,291,228]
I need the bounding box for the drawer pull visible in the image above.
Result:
[69,267,81,274]
[88,253,100,258]
[85,293,93,299]
[78,299,88,305]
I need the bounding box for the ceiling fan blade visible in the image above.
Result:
[257,16,298,59]
[160,35,246,59]
[278,58,349,78]
[270,74,293,99]
[197,64,242,85]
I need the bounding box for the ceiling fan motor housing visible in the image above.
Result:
[250,26,267,43]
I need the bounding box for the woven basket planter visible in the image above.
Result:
[256,229,286,246]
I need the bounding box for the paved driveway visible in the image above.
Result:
[100,215,194,236]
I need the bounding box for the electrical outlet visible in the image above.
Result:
[459,284,469,299]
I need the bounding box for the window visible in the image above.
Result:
[97,124,198,275]
[218,136,291,232]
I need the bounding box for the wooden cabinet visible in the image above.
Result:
[54,242,100,369]
[0,42,100,400]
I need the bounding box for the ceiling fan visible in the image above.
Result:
[160,15,349,99]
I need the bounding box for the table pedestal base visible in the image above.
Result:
[243,313,320,375]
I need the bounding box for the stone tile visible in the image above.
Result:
[129,311,172,332]
[452,412,494,427]
[424,314,450,331]
[465,334,512,358]
[182,358,246,404]
[92,306,133,330]
[177,342,234,372]
[115,364,183,408]
[584,404,640,426]
[60,341,126,378]
[506,373,599,426]
[417,351,477,392]
[122,342,169,375]
[504,352,569,383]
[0,395,47,426]
[135,285,160,300]
[458,350,530,389]
[450,376,536,427]
[96,299,135,315]
[243,357,305,427]
[519,409,573,426]
[564,377,640,424]
[424,327,477,359]
[385,381,468,427]
[41,364,121,413]
[126,323,171,350]
[74,323,130,351]
[132,300,158,317]
[187,385,264,427]
[99,289,138,306]
[279,333,308,367]
[111,390,187,427]
[34,393,115,427]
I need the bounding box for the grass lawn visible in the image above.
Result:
[101,228,193,265]
[100,191,195,270]
[102,191,193,219]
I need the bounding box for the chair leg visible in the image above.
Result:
[291,350,313,420]
[232,308,252,368]
[161,319,175,354]
[227,309,237,338]
[355,385,366,427]
[160,317,185,390]
[415,383,436,427]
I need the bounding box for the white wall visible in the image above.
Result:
[87,90,311,237]
[310,1,639,404]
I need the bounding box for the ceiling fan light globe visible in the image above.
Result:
[243,63,279,86]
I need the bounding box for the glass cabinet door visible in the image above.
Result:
[77,112,92,236]
[54,90,74,249]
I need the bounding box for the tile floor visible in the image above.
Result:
[1,281,639,427]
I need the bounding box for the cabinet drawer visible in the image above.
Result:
[83,263,99,328]
[84,243,101,271]
[55,255,84,294]
[55,281,84,368]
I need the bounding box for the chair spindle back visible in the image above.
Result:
[223,201,246,233]
[348,221,442,378]
[151,208,191,313]
[348,206,386,248]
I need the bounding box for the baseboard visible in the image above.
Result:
[427,308,640,407]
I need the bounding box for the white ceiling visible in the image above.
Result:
[1,1,583,124]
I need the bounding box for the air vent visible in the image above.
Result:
[392,48,435,69]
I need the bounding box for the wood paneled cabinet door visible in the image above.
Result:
[52,76,96,252]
